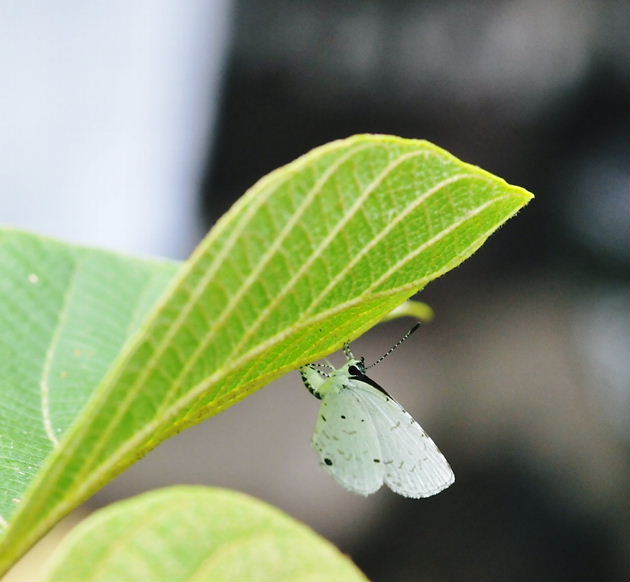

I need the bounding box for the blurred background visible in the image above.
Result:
[2,1,628,580]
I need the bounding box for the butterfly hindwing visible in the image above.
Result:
[313,385,385,496]
[348,379,454,498]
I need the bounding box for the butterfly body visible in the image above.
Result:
[300,345,454,498]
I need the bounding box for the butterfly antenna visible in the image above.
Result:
[366,323,421,369]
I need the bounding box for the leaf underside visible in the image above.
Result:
[0,134,532,572]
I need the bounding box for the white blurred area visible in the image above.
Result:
[0,1,231,259]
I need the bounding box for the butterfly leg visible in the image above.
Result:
[343,343,355,361]
[311,362,333,376]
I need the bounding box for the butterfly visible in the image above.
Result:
[299,324,454,498]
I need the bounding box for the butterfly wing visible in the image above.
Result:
[348,379,454,498]
[313,385,385,496]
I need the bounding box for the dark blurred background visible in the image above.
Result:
[2,1,628,581]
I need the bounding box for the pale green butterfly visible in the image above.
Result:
[300,324,454,498]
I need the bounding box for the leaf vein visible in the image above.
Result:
[214,148,438,363]
[363,194,508,294]
[303,172,483,316]
[40,259,82,448]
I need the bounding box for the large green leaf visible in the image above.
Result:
[41,486,367,582]
[0,135,532,572]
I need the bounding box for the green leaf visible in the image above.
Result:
[0,134,533,573]
[0,229,177,525]
[41,486,367,582]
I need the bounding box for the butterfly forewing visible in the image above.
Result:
[313,386,385,496]
[348,380,454,498]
